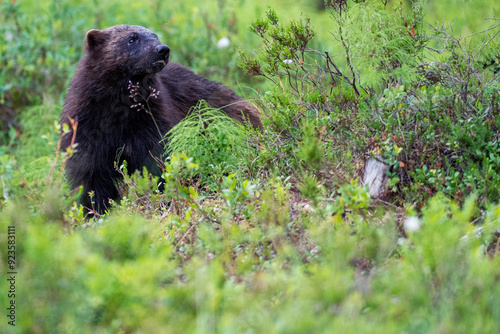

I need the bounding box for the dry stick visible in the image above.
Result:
[308,49,366,95]
[485,70,500,87]
[324,51,338,96]
[175,220,198,249]
[141,91,163,140]
[339,32,359,96]
[466,21,500,54]
[281,55,300,94]
[298,48,317,92]
[335,8,360,96]
[150,151,166,172]
[325,51,353,89]
[173,199,219,250]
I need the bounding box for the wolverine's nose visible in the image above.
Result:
[156,45,170,58]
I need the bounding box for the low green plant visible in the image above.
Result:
[220,173,258,220]
[166,101,254,189]
[3,180,500,333]
[297,121,324,171]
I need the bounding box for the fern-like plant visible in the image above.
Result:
[165,101,252,188]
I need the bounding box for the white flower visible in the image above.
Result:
[283,59,293,64]
[404,216,421,232]
[217,37,230,49]
[5,31,13,41]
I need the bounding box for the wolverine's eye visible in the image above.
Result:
[128,34,138,44]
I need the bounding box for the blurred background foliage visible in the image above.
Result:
[1,0,500,333]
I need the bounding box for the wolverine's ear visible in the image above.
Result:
[85,29,106,49]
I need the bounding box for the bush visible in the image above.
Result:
[241,1,500,209]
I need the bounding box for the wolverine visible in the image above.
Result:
[60,25,261,214]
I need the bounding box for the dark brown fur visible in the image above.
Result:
[60,25,261,214]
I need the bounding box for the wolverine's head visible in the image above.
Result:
[84,25,170,77]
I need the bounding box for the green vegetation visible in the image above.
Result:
[166,101,254,189]
[1,0,500,333]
